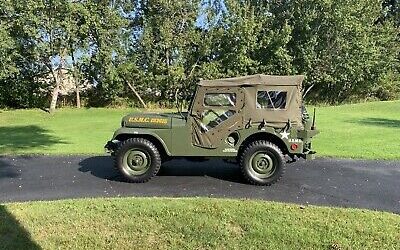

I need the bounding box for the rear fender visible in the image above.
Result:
[238,131,289,156]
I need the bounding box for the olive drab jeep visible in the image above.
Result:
[105,74,319,185]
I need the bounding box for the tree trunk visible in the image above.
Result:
[48,63,59,114]
[50,51,66,113]
[49,82,59,114]
[76,85,81,108]
[70,43,81,109]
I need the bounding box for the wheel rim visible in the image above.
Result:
[122,149,150,176]
[248,151,276,179]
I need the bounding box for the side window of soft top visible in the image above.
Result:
[204,93,236,107]
[257,91,287,110]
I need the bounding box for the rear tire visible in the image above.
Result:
[239,140,285,185]
[115,138,161,183]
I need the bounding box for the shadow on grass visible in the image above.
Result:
[78,156,245,184]
[349,118,400,129]
[0,205,41,249]
[0,125,68,153]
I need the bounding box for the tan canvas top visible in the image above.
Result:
[199,74,304,87]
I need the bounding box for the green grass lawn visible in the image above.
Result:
[313,100,400,159]
[0,100,399,159]
[1,198,399,250]
[0,107,137,155]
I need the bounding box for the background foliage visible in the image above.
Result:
[0,0,399,109]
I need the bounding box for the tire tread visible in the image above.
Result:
[239,140,285,186]
[114,138,162,183]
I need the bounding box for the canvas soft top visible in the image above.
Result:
[199,74,304,87]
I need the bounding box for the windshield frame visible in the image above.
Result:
[187,85,198,116]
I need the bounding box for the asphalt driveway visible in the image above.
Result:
[0,156,399,213]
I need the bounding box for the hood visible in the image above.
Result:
[122,112,179,129]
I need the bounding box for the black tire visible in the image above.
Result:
[239,140,285,185]
[115,138,162,183]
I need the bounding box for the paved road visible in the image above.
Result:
[0,156,399,213]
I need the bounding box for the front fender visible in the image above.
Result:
[110,127,171,156]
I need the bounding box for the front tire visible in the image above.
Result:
[239,141,285,185]
[115,138,161,183]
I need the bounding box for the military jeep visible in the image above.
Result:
[105,74,319,185]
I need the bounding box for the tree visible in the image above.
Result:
[203,0,294,77]
[123,0,203,102]
[381,0,400,27]
[2,0,128,110]
[0,24,18,80]
[0,0,19,107]
[0,0,398,108]
[6,0,72,113]
[269,0,400,102]
[80,0,129,106]
[64,1,92,108]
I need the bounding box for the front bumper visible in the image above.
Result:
[104,140,120,153]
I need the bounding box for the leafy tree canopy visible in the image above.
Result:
[0,0,399,108]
